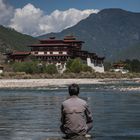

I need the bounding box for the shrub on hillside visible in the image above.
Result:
[66,59,73,70]
[70,58,83,73]
[82,64,93,72]
[66,58,93,73]
[12,61,39,74]
[45,64,58,74]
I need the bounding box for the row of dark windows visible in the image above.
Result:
[36,56,69,60]
[34,51,64,55]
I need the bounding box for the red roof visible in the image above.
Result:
[39,39,63,42]
[64,35,76,40]
[64,40,84,43]
[12,51,31,55]
[38,36,84,44]
[29,44,72,47]
[113,63,126,67]
[0,65,4,69]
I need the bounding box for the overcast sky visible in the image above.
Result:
[1,0,140,36]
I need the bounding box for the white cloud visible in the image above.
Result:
[0,0,14,25]
[0,1,99,36]
[10,3,44,36]
[40,8,99,33]
[9,3,99,36]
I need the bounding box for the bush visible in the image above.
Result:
[70,58,83,73]
[12,61,39,74]
[82,64,92,72]
[66,58,93,73]
[66,59,73,70]
[45,64,58,74]
[122,59,140,73]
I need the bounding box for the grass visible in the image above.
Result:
[1,71,140,79]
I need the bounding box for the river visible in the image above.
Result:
[0,81,140,140]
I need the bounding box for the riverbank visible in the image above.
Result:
[0,78,102,88]
[0,78,140,88]
[1,71,140,79]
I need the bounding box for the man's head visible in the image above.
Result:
[68,83,79,96]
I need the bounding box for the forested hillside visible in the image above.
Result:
[0,25,38,52]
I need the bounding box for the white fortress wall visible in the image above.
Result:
[87,58,104,73]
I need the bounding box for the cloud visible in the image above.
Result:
[0,0,14,25]
[10,3,44,36]
[9,3,99,36]
[0,1,99,36]
[39,8,99,35]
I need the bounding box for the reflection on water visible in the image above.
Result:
[0,82,140,140]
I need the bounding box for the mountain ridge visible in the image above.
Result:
[39,8,140,61]
[0,25,38,53]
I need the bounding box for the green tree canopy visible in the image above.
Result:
[12,61,39,74]
[12,61,47,74]
[66,58,92,73]
[45,64,58,74]
[123,59,140,73]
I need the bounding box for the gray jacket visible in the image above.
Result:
[61,95,93,135]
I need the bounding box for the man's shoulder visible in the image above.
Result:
[62,97,87,105]
[77,97,87,104]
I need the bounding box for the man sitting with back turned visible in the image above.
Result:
[60,83,93,138]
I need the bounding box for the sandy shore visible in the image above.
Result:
[0,78,140,89]
[0,79,104,88]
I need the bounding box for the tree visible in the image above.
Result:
[66,59,73,70]
[124,59,140,73]
[104,61,112,71]
[45,64,58,74]
[124,59,132,71]
[70,58,83,73]
[12,61,47,74]
[82,64,92,72]
[65,58,92,73]
[131,59,140,73]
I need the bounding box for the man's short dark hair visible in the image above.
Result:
[68,83,79,96]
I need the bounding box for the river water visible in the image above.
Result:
[0,81,140,140]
